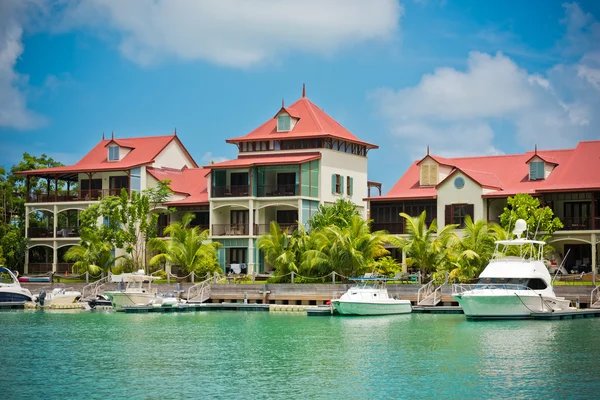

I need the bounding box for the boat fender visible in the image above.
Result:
[37,291,47,307]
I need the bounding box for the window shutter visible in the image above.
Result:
[420,165,428,186]
[430,164,438,185]
[349,177,353,196]
[466,204,474,221]
[536,162,544,179]
[445,205,452,226]
[331,174,336,194]
[340,176,345,194]
[529,163,536,180]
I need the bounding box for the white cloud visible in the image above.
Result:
[201,152,228,165]
[372,3,600,158]
[0,0,48,130]
[59,0,403,68]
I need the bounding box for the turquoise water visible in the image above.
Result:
[1,311,599,399]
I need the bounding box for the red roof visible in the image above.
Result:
[227,96,378,149]
[148,167,209,206]
[16,134,198,176]
[369,141,600,201]
[525,153,558,165]
[204,152,321,169]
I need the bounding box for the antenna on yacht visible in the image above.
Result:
[512,219,527,239]
[551,248,571,285]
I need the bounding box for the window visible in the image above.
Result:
[108,145,119,161]
[454,177,465,189]
[529,161,545,180]
[332,174,343,194]
[445,204,474,228]
[346,177,353,196]
[277,115,291,132]
[420,164,438,186]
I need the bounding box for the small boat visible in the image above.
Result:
[104,270,161,311]
[331,276,412,316]
[149,293,186,308]
[0,266,34,303]
[452,219,575,320]
[18,275,52,283]
[36,287,82,307]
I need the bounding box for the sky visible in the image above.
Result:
[1,0,599,192]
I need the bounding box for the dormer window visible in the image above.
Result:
[277,114,291,132]
[420,163,438,186]
[529,161,544,180]
[108,145,119,161]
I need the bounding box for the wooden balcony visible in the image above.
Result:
[254,223,298,235]
[27,188,129,203]
[27,227,54,238]
[157,224,209,237]
[562,217,594,231]
[212,224,250,236]
[257,184,299,197]
[211,185,249,198]
[370,222,405,234]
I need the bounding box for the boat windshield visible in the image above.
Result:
[0,267,18,284]
[476,277,548,290]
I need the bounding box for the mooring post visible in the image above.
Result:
[332,271,336,284]
[291,271,295,284]
[191,271,195,284]
[167,272,170,285]
[85,271,89,283]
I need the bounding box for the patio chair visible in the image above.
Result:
[572,272,585,284]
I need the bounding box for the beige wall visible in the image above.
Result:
[153,140,196,169]
[436,172,485,227]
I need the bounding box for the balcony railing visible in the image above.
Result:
[257,184,299,197]
[562,217,592,230]
[27,188,129,203]
[28,263,53,274]
[27,227,54,238]
[254,223,298,235]
[212,224,250,236]
[56,227,80,238]
[370,222,405,234]
[211,185,249,198]
[157,224,209,237]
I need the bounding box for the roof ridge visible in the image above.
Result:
[297,98,324,132]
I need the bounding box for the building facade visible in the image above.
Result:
[368,142,600,277]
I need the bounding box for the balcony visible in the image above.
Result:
[212,224,250,236]
[27,227,54,238]
[211,185,249,198]
[27,263,74,274]
[254,223,298,235]
[562,217,593,231]
[27,188,129,203]
[257,184,299,197]
[157,224,209,237]
[370,222,405,234]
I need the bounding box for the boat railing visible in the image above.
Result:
[591,286,600,307]
[418,281,435,304]
[80,274,111,300]
[452,283,535,296]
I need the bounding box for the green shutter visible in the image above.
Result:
[340,176,344,195]
[331,174,336,194]
[349,177,353,196]
[536,162,544,179]
[529,163,536,180]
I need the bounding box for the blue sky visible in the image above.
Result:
[1,0,599,191]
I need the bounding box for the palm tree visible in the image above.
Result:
[308,199,360,232]
[446,216,501,282]
[397,211,458,277]
[148,212,221,276]
[64,231,118,275]
[302,215,399,278]
[257,221,308,281]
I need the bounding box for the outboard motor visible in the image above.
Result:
[37,291,47,307]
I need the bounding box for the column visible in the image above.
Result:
[53,205,58,238]
[248,199,254,274]
[52,240,58,273]
[24,248,29,274]
[592,233,597,284]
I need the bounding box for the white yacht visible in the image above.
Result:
[104,270,160,310]
[36,287,82,307]
[0,266,34,303]
[452,220,574,320]
[331,277,412,316]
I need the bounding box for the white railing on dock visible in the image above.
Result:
[591,286,600,308]
[417,281,434,304]
[187,274,222,303]
[81,274,111,300]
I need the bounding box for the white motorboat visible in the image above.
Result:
[104,270,160,310]
[452,219,574,320]
[331,277,412,316]
[36,287,82,307]
[0,266,34,303]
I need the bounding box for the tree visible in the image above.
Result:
[397,211,458,276]
[257,222,309,281]
[0,225,28,273]
[499,193,563,236]
[444,216,502,282]
[302,215,398,278]
[308,199,361,232]
[369,256,402,278]
[64,231,119,275]
[148,213,221,276]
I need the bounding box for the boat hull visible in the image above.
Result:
[454,292,573,320]
[332,300,412,316]
[104,292,158,310]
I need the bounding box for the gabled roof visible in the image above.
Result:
[525,153,558,165]
[204,152,321,169]
[227,96,378,149]
[275,106,301,119]
[16,134,198,177]
[148,167,209,206]
[369,142,600,201]
[416,154,454,167]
